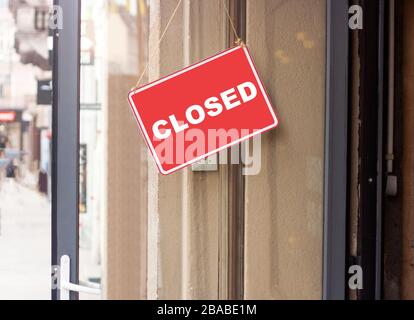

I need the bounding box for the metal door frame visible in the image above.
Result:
[51,0,81,300]
[323,0,350,300]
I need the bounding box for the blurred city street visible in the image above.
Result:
[0,179,51,300]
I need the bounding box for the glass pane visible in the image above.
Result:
[78,0,103,300]
[78,0,326,300]
[79,0,149,300]
[0,0,52,300]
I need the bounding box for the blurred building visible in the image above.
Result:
[0,0,52,193]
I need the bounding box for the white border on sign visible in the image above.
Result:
[128,46,279,175]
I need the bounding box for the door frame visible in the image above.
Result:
[323,0,387,300]
[323,0,350,300]
[51,0,81,300]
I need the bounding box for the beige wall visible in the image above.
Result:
[106,76,148,299]
[105,3,148,300]
[244,0,326,299]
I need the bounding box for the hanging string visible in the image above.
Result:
[134,0,183,88]
[134,0,243,89]
[223,0,242,45]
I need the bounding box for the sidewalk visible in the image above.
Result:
[0,180,51,300]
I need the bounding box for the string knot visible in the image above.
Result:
[235,38,245,47]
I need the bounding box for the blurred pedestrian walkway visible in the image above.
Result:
[0,180,51,300]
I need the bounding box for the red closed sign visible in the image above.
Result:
[128,45,278,175]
